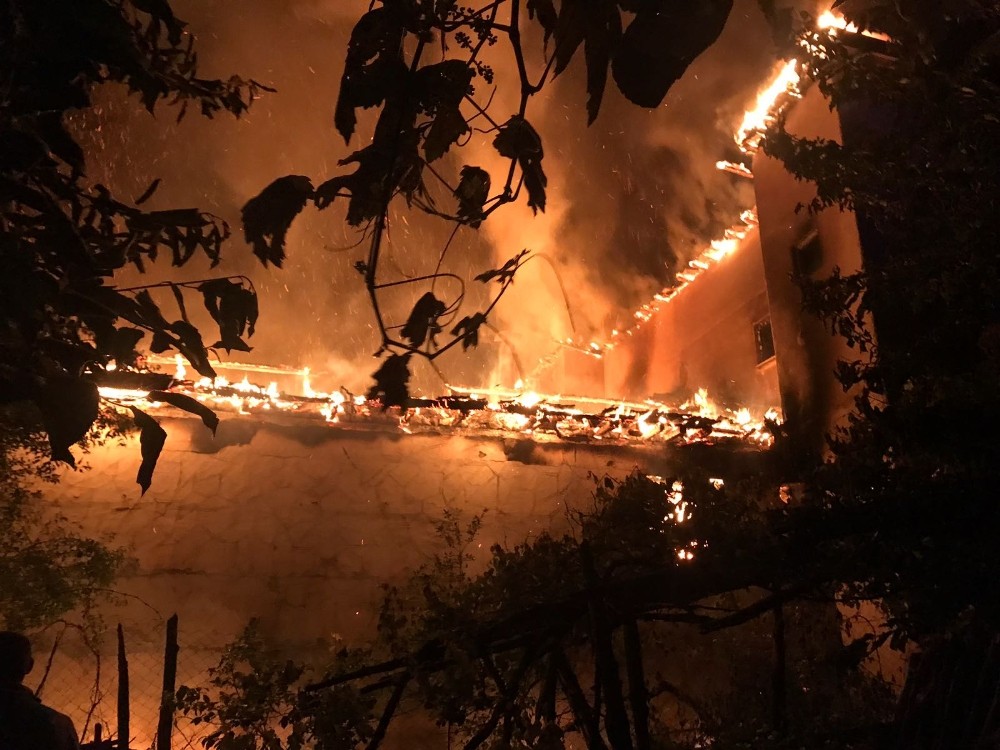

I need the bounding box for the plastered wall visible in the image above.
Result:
[37,414,672,746]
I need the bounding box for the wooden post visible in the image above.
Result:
[156,615,179,750]
[94,723,103,744]
[116,625,129,750]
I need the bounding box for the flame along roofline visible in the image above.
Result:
[97,363,780,452]
[559,216,760,360]
[558,4,877,366]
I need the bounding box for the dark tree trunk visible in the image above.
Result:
[368,673,409,750]
[155,614,179,750]
[623,619,651,750]
[116,625,129,750]
[536,653,558,722]
[581,544,633,750]
[553,649,608,750]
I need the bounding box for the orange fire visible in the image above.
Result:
[817,10,891,42]
[735,58,801,155]
[559,217,756,360]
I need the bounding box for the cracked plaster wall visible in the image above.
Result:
[38,415,669,746]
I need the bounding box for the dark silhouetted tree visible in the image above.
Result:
[1,0,274,486]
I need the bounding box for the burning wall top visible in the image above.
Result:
[95,356,779,451]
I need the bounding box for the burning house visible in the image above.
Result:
[32,13,881,748]
[552,48,866,454]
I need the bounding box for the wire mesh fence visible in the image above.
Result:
[29,610,228,750]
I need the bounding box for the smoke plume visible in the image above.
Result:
[80,0,786,396]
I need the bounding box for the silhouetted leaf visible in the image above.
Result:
[493,117,547,213]
[612,0,733,108]
[451,313,486,351]
[78,285,143,331]
[835,633,881,669]
[424,107,469,163]
[475,249,531,284]
[368,354,411,409]
[415,60,473,162]
[170,283,189,322]
[315,113,424,225]
[148,391,220,435]
[211,335,252,353]
[35,377,99,466]
[131,407,167,495]
[167,320,216,379]
[33,112,85,173]
[149,330,172,354]
[402,292,447,347]
[241,175,314,268]
[199,279,258,353]
[552,0,621,122]
[199,278,231,323]
[527,0,558,41]
[106,327,145,367]
[335,7,407,143]
[415,59,473,110]
[455,166,491,227]
[134,289,170,328]
[130,0,185,44]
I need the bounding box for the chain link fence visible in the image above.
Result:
[29,610,228,750]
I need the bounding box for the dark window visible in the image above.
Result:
[792,232,823,277]
[754,318,776,364]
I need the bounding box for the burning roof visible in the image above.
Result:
[94,357,780,452]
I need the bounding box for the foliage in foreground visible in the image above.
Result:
[179,472,896,749]
[0,405,128,633]
[764,0,1000,644]
[1,0,273,490]
[177,621,378,750]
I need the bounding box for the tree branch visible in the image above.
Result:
[367,672,410,750]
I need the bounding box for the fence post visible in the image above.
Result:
[156,614,179,750]
[116,625,129,750]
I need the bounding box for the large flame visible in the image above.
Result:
[735,58,801,155]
